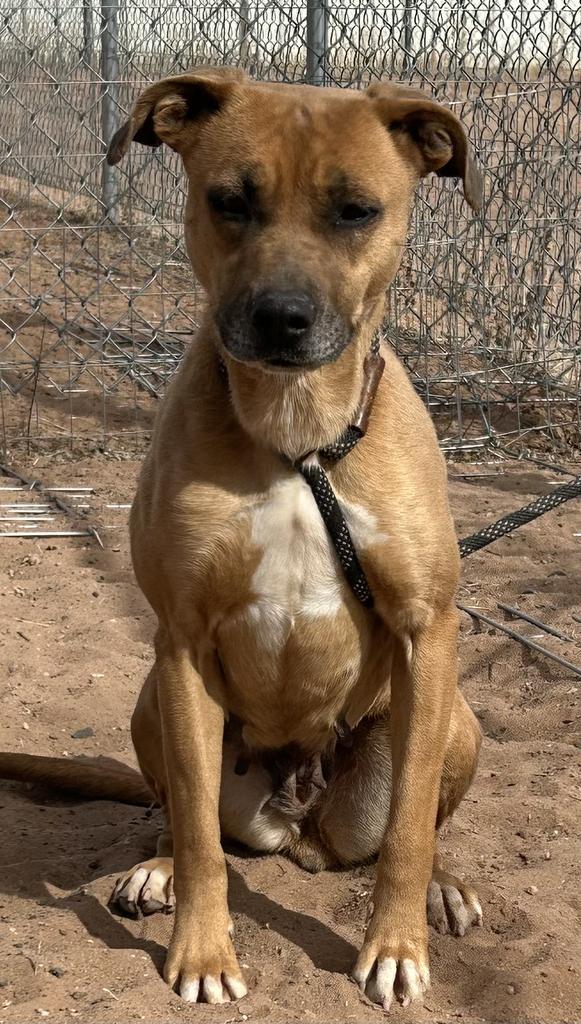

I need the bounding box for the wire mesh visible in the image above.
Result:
[0,1,579,456]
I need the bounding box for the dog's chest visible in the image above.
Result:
[250,474,343,623]
[215,475,386,749]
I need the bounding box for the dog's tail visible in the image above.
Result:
[0,752,153,806]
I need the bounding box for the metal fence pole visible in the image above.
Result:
[100,0,119,223]
[306,0,327,84]
[238,0,250,64]
[83,0,94,67]
[402,0,414,76]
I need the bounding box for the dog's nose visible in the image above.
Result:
[250,289,316,348]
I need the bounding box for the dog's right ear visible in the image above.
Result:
[106,66,245,166]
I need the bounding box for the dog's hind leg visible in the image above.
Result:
[284,716,392,873]
[288,693,482,935]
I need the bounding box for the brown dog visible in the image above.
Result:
[0,69,484,1010]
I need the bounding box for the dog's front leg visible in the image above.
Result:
[156,631,246,1004]
[353,605,458,1011]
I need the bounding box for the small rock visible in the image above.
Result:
[49,967,65,978]
[22,554,41,566]
[525,884,538,895]
[71,727,94,739]
[506,984,517,995]
[36,1011,50,1017]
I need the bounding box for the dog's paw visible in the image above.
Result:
[164,924,247,1004]
[427,869,482,937]
[352,926,429,1011]
[110,856,175,917]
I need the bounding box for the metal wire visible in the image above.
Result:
[0,1,579,455]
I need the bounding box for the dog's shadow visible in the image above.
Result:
[228,864,355,973]
[0,783,356,977]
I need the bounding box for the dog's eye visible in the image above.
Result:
[208,191,251,223]
[336,203,379,228]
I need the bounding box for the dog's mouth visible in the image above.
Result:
[263,355,321,371]
[224,351,321,377]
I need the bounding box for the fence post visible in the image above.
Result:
[238,0,250,64]
[83,0,94,67]
[306,0,327,85]
[402,0,413,77]
[100,0,119,223]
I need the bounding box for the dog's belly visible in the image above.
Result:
[215,474,387,750]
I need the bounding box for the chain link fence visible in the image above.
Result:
[0,1,579,457]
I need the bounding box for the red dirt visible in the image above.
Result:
[0,454,580,1023]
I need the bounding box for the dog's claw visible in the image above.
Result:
[166,934,247,1005]
[142,898,167,915]
[110,857,174,919]
[353,951,429,1011]
[427,872,482,937]
[117,896,140,919]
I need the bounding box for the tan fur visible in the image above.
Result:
[0,70,484,1009]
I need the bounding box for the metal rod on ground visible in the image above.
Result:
[0,464,102,547]
[497,603,573,643]
[306,0,327,85]
[0,518,55,523]
[497,448,578,478]
[1,465,81,519]
[458,603,581,679]
[100,0,120,223]
[0,532,93,539]
[450,472,503,480]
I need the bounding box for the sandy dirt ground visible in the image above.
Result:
[0,453,580,1023]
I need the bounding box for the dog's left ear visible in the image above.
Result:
[367,82,483,212]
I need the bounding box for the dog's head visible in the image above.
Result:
[108,69,481,372]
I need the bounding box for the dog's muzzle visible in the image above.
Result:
[217,288,352,369]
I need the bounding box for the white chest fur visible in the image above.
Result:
[245,474,387,649]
